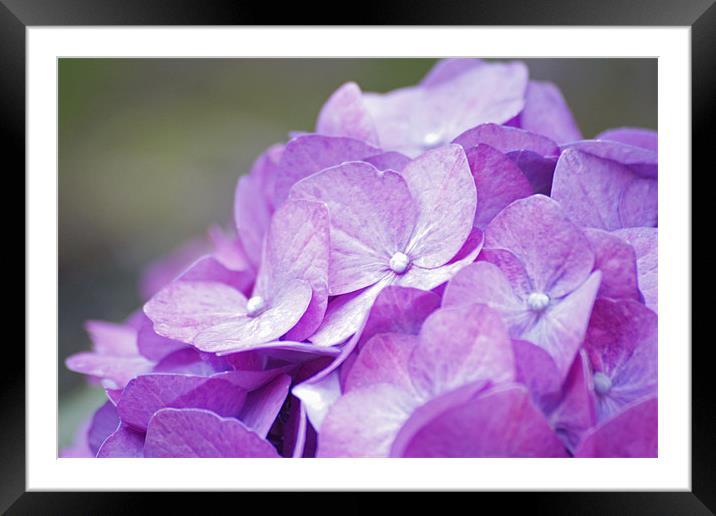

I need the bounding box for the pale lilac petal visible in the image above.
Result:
[144,280,248,344]
[193,280,312,353]
[316,82,379,146]
[178,255,253,294]
[551,149,658,230]
[275,134,383,204]
[257,200,330,340]
[234,174,272,269]
[152,348,218,376]
[485,194,594,298]
[317,383,417,457]
[290,162,417,294]
[401,145,476,267]
[84,320,137,356]
[574,397,657,457]
[345,333,420,393]
[292,371,342,432]
[139,236,209,300]
[584,228,641,301]
[240,374,291,438]
[96,425,145,458]
[144,408,280,458]
[117,372,248,432]
[394,384,568,457]
[519,81,582,144]
[466,144,533,229]
[208,224,252,272]
[521,271,602,379]
[395,227,484,292]
[87,401,120,456]
[363,151,410,172]
[476,247,532,298]
[409,304,515,398]
[613,227,658,312]
[364,61,528,156]
[562,139,657,177]
[443,262,528,331]
[65,352,153,390]
[420,58,483,87]
[596,127,658,152]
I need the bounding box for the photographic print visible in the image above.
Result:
[58,58,658,459]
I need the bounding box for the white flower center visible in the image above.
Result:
[593,372,612,395]
[422,131,443,148]
[246,295,266,318]
[526,292,550,311]
[389,252,410,274]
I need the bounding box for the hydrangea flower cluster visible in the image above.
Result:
[63,59,657,458]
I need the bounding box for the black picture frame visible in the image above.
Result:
[5,0,709,513]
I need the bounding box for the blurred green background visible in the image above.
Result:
[58,58,657,447]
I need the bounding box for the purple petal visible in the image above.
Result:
[613,227,657,312]
[344,333,420,393]
[551,149,658,230]
[548,351,597,451]
[152,348,219,376]
[193,280,312,353]
[596,127,658,152]
[574,397,657,457]
[409,304,515,398]
[178,255,253,295]
[316,82,379,146]
[355,285,441,350]
[117,372,248,432]
[275,134,383,204]
[485,194,595,298]
[394,384,568,457]
[136,315,186,361]
[519,81,582,144]
[96,425,145,458]
[512,339,562,408]
[363,151,410,172]
[584,228,641,301]
[139,236,209,300]
[144,408,280,458]
[87,401,120,456]
[466,144,533,229]
[453,122,559,158]
[584,298,657,421]
[562,139,657,178]
[401,145,476,267]
[240,374,291,438]
[290,161,417,295]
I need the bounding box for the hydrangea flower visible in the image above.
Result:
[64,58,657,459]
